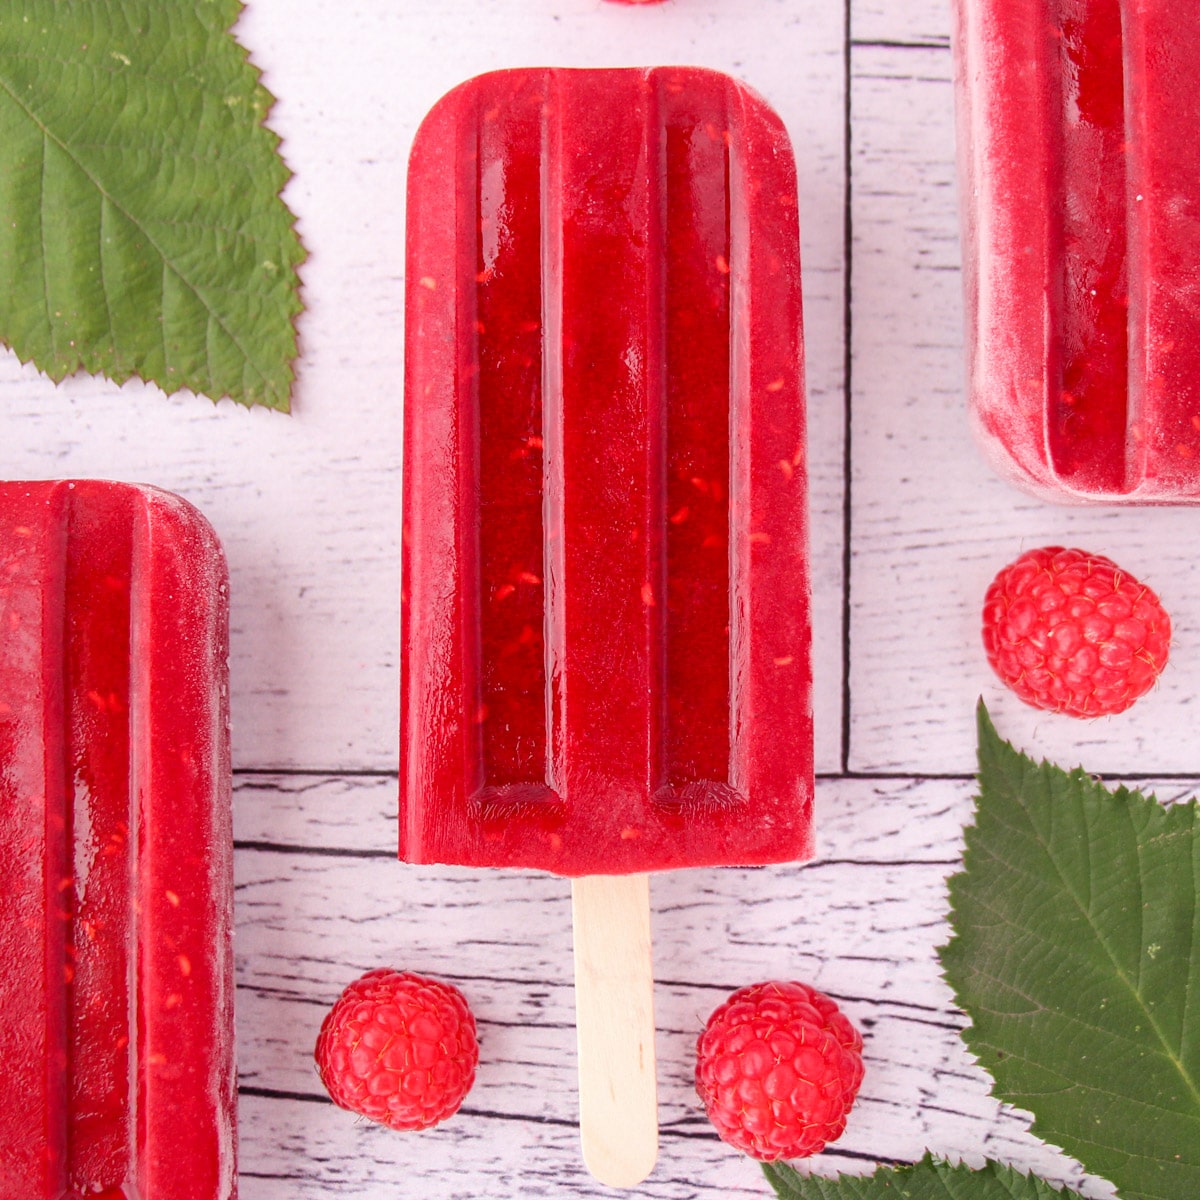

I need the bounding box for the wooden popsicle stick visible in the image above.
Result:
[571,873,658,1188]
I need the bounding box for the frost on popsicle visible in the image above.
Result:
[0,480,234,1197]
[952,0,1200,501]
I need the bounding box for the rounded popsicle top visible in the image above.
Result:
[407,66,798,205]
[0,478,227,565]
[0,480,230,666]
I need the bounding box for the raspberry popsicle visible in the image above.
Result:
[402,67,810,875]
[0,480,235,1198]
[402,68,809,1184]
[953,0,1200,502]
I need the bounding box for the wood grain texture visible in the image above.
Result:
[853,0,951,47]
[232,772,1195,1196]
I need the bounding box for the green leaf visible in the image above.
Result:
[762,1154,1083,1199]
[939,703,1200,1200]
[0,0,303,410]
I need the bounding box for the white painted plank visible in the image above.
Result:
[848,43,1200,775]
[233,772,973,859]
[853,0,950,48]
[238,1090,779,1199]
[233,769,1200,858]
[233,773,1190,1196]
[0,0,846,774]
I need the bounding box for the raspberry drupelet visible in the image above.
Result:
[695,980,864,1161]
[982,546,1171,717]
[314,968,478,1131]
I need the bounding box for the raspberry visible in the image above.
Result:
[694,981,864,1161]
[982,547,1171,718]
[314,968,478,1131]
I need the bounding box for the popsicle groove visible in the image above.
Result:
[1123,0,1200,489]
[0,489,68,1194]
[63,486,137,1193]
[1048,0,1128,492]
[655,78,740,809]
[472,74,552,803]
[540,70,567,811]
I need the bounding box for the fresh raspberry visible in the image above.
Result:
[314,968,478,1131]
[695,981,864,1161]
[982,547,1170,718]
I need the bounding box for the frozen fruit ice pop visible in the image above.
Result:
[401,67,811,877]
[952,0,1200,502]
[0,480,235,1198]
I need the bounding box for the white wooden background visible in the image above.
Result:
[1,0,1196,1195]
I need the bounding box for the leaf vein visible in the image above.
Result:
[97,193,116,355]
[1001,771,1200,1115]
[37,127,52,348]
[0,41,274,392]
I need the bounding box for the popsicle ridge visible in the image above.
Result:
[1123,0,1200,493]
[0,480,234,1199]
[402,68,812,875]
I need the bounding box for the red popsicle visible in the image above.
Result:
[401,66,811,877]
[953,0,1200,501]
[401,67,809,1185]
[0,480,235,1198]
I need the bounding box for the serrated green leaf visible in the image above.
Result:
[762,1153,1082,1199]
[0,0,303,410]
[938,703,1200,1200]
